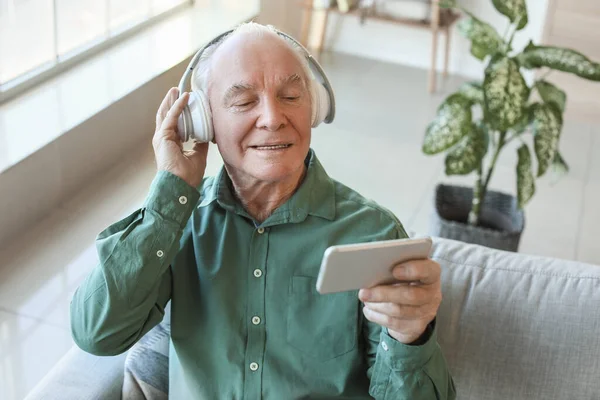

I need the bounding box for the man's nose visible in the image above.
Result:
[257,96,285,131]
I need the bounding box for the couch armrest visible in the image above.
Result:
[25,345,127,400]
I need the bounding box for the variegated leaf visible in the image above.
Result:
[492,0,528,30]
[422,93,472,155]
[459,82,484,104]
[516,144,535,208]
[517,41,600,81]
[535,80,566,113]
[511,107,531,134]
[445,124,487,175]
[550,151,569,184]
[458,13,504,61]
[531,102,563,177]
[483,57,529,131]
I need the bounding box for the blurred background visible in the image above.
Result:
[0,0,599,398]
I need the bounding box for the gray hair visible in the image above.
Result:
[190,22,314,96]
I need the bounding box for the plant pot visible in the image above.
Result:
[429,184,525,252]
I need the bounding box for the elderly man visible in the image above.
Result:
[71,23,456,399]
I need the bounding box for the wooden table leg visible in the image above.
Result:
[428,2,440,93]
[316,9,330,55]
[443,26,451,79]
[300,6,312,47]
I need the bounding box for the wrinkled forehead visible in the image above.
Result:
[208,32,309,92]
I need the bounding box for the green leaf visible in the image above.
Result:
[516,144,535,208]
[470,44,489,61]
[535,80,567,113]
[444,124,488,175]
[492,0,528,30]
[511,107,532,134]
[439,0,457,8]
[517,41,600,81]
[531,102,563,177]
[458,13,504,61]
[483,57,530,131]
[422,93,473,155]
[550,151,569,184]
[479,122,491,152]
[459,82,484,104]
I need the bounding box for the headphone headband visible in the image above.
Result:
[177,27,336,124]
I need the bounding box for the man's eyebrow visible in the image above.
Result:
[222,75,305,105]
[223,83,254,105]
[281,73,304,87]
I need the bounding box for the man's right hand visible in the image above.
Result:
[153,87,209,188]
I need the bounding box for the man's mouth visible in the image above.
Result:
[251,144,292,150]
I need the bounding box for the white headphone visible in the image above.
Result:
[176,28,336,143]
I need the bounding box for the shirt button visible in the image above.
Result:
[250,362,259,371]
[257,227,265,234]
[253,269,262,278]
[381,341,389,351]
[179,196,188,205]
[252,316,261,325]
[156,250,164,258]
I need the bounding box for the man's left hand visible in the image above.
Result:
[358,259,442,345]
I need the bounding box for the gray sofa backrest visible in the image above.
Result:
[432,237,600,400]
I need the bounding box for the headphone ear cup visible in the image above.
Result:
[190,90,214,143]
[310,82,331,128]
[177,107,191,142]
[177,91,214,143]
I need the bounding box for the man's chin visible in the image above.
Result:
[245,161,306,184]
[248,168,298,183]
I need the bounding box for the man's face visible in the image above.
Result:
[208,32,312,183]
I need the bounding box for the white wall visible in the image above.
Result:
[312,0,549,80]
[257,0,304,39]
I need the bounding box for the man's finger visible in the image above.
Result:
[392,259,440,285]
[363,301,429,320]
[156,87,179,129]
[359,284,429,306]
[161,92,190,132]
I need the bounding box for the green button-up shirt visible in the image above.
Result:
[71,149,455,399]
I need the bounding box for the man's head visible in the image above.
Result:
[192,23,314,183]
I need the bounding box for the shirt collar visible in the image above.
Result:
[198,149,336,224]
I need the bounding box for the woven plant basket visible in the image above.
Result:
[429,184,525,252]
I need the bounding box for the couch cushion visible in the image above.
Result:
[122,320,170,400]
[25,346,127,400]
[432,237,600,400]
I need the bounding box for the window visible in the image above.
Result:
[0,0,191,102]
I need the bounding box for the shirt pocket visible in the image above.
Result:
[286,275,359,361]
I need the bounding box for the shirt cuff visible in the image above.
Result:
[378,319,439,372]
[143,170,201,228]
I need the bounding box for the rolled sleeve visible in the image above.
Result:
[378,321,438,372]
[144,170,201,228]
[70,171,201,356]
[368,319,455,399]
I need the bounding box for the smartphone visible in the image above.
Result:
[315,237,433,294]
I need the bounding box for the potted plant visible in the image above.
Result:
[423,0,600,251]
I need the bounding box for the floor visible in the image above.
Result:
[0,51,599,399]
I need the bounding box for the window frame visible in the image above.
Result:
[0,0,194,104]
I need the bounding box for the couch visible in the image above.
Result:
[26,237,600,399]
